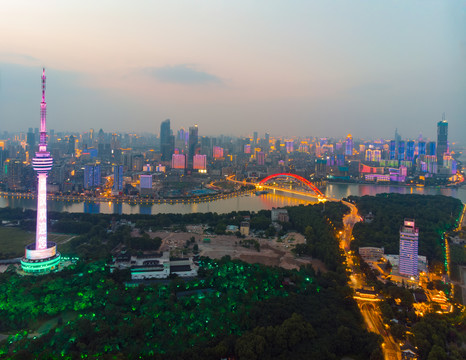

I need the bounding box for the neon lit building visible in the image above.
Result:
[406,140,415,161]
[213,146,224,159]
[21,69,61,274]
[285,140,294,153]
[193,154,207,170]
[345,134,353,156]
[171,154,186,169]
[399,219,419,277]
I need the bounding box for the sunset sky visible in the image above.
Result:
[0,1,464,141]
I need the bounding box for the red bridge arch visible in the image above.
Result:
[258,173,324,197]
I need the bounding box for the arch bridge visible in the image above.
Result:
[257,173,324,198]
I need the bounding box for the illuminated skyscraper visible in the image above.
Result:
[399,219,419,277]
[398,141,405,161]
[21,69,60,274]
[389,140,396,160]
[193,154,207,170]
[345,134,353,156]
[172,154,186,169]
[406,140,415,161]
[437,118,448,166]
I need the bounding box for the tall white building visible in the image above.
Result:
[399,219,419,277]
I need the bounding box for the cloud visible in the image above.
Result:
[0,52,40,65]
[145,64,222,85]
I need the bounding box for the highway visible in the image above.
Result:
[340,201,401,360]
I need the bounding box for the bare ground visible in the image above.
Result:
[133,229,327,272]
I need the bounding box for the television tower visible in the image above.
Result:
[21,69,61,273]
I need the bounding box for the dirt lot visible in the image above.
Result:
[138,229,326,272]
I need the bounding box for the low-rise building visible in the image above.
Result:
[110,251,198,280]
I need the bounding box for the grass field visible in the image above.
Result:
[0,227,75,259]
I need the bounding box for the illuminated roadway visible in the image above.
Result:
[339,201,401,360]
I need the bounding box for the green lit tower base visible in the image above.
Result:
[21,242,61,274]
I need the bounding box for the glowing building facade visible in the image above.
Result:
[399,219,419,277]
[345,134,353,156]
[21,69,61,273]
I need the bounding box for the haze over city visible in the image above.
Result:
[1,1,465,140]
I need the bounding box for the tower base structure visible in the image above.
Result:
[21,242,61,274]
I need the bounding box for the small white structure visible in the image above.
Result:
[111,251,198,280]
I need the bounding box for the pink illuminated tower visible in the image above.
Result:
[21,69,61,273]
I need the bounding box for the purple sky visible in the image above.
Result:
[0,1,465,143]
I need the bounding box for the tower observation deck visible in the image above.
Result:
[21,69,61,274]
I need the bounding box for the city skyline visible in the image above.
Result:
[0,1,465,142]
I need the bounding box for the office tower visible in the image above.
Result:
[160,119,174,162]
[437,117,448,166]
[345,134,353,156]
[244,144,251,154]
[4,159,23,191]
[264,133,270,152]
[193,154,207,170]
[418,141,426,156]
[394,128,401,154]
[139,174,153,195]
[399,219,419,277]
[253,131,258,145]
[213,146,224,159]
[113,165,123,192]
[406,140,415,161]
[398,141,405,161]
[171,154,186,169]
[21,69,60,274]
[27,128,35,152]
[389,140,396,160]
[285,140,294,153]
[426,141,436,156]
[84,164,101,189]
[188,125,199,162]
[257,151,265,166]
[68,135,75,155]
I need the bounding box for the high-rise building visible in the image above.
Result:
[193,154,207,170]
[345,134,353,156]
[389,140,396,160]
[21,69,61,274]
[426,142,436,156]
[406,140,415,162]
[418,141,426,156]
[113,165,123,193]
[160,119,174,162]
[257,151,265,166]
[264,133,270,152]
[171,154,186,169]
[213,146,224,159]
[437,118,448,166]
[139,174,153,195]
[285,140,294,153]
[399,219,419,277]
[253,131,258,145]
[83,164,101,189]
[397,141,405,161]
[188,125,199,163]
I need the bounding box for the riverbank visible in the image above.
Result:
[0,189,255,206]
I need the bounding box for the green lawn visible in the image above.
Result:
[0,227,75,259]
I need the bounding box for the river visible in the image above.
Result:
[0,183,464,215]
